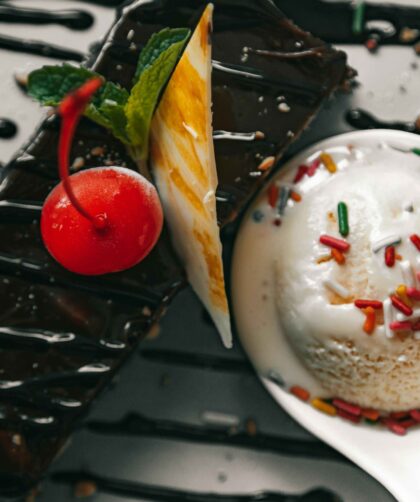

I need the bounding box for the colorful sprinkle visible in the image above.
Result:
[383,298,393,338]
[290,385,310,402]
[332,398,361,416]
[278,186,291,215]
[365,36,378,53]
[320,234,350,252]
[311,398,337,416]
[389,321,412,331]
[257,156,275,171]
[410,233,420,251]
[337,202,349,236]
[391,295,413,316]
[410,410,420,422]
[331,248,346,265]
[307,158,321,177]
[400,419,417,429]
[372,234,401,253]
[396,284,413,307]
[293,164,308,183]
[352,0,365,35]
[382,418,407,436]
[267,184,279,208]
[337,408,361,424]
[363,306,376,335]
[385,246,395,267]
[354,299,383,310]
[361,409,380,421]
[290,190,302,202]
[319,152,337,173]
[396,253,403,261]
[407,287,420,300]
[390,411,409,420]
[273,217,282,227]
[323,279,350,299]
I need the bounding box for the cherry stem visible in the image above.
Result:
[58,77,107,231]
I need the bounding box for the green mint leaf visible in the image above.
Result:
[27,27,190,158]
[27,64,97,106]
[28,64,130,143]
[126,29,190,160]
[134,27,190,82]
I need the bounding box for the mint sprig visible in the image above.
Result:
[27,27,190,161]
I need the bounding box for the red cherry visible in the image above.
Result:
[41,166,163,275]
[40,77,163,276]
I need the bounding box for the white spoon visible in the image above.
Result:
[232,130,420,502]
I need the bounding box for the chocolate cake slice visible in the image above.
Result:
[0,0,352,495]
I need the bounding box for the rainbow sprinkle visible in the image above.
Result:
[319,152,337,173]
[337,202,349,236]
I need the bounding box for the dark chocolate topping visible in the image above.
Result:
[0,0,349,493]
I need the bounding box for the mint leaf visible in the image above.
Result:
[126,29,190,160]
[28,64,97,105]
[134,27,190,82]
[28,64,130,143]
[27,27,190,159]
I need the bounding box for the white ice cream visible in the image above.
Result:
[232,130,420,411]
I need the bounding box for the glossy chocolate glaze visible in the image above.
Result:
[0,0,349,494]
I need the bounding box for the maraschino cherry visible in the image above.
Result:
[41,78,163,275]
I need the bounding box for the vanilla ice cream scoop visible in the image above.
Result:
[233,131,420,412]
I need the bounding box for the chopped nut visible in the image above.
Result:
[14,71,28,88]
[400,27,419,43]
[257,156,275,171]
[71,156,85,171]
[91,146,105,157]
[278,102,290,113]
[142,306,152,317]
[245,418,257,436]
[74,480,97,498]
[254,130,265,140]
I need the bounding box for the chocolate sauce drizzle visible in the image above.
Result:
[51,471,340,502]
[0,34,84,61]
[0,5,94,30]
[346,108,418,133]
[0,119,17,139]
[0,0,350,493]
[86,412,346,462]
